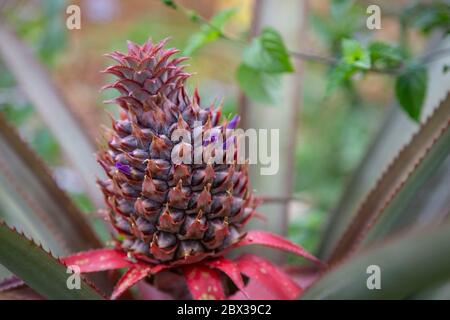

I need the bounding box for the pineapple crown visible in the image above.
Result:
[103,39,189,106]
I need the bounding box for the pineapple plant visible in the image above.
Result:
[0,39,322,300]
[64,39,322,299]
[1,1,450,300]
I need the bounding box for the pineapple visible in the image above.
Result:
[97,39,256,264]
[62,40,320,300]
[0,38,320,300]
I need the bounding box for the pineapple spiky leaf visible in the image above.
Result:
[0,25,104,207]
[182,264,225,300]
[61,248,133,273]
[57,228,322,299]
[231,254,302,300]
[0,286,43,300]
[0,221,105,300]
[361,94,450,246]
[328,92,450,264]
[111,265,155,300]
[234,230,324,266]
[303,222,450,299]
[204,256,247,296]
[0,275,24,292]
[0,113,101,255]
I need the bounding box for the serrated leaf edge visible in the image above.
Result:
[0,114,101,252]
[329,92,450,264]
[0,220,107,299]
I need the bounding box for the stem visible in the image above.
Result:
[288,50,337,65]
[176,2,246,45]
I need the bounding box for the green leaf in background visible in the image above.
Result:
[161,0,178,9]
[0,104,34,126]
[330,0,356,19]
[31,127,60,165]
[236,64,282,104]
[325,60,354,96]
[410,2,450,34]
[325,38,372,96]
[242,27,294,73]
[0,222,104,300]
[38,0,67,64]
[303,222,450,299]
[183,8,237,55]
[310,1,363,53]
[289,208,326,256]
[342,39,371,70]
[368,41,404,68]
[395,64,428,121]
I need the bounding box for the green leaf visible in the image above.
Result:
[39,0,67,65]
[395,64,428,121]
[209,8,238,29]
[323,39,370,94]
[412,3,450,34]
[342,38,371,70]
[161,0,177,9]
[183,8,237,55]
[368,41,404,67]
[0,222,104,300]
[236,64,282,104]
[303,222,450,299]
[242,27,294,73]
[30,127,60,164]
[325,61,355,96]
[310,7,362,50]
[331,0,355,18]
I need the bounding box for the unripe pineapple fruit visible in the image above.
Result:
[98,39,256,264]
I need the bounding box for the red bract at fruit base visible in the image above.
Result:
[59,39,323,300]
